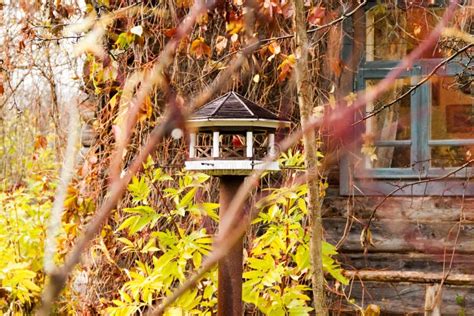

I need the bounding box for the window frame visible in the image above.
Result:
[340,5,473,196]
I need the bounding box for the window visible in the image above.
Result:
[341,3,473,196]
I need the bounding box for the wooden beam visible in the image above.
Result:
[344,270,474,285]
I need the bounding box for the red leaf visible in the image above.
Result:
[163,28,177,38]
[308,6,326,26]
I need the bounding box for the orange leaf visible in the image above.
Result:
[197,13,208,25]
[277,54,296,82]
[34,135,48,150]
[191,37,211,59]
[268,42,281,55]
[163,28,177,38]
[177,0,193,8]
[330,58,343,78]
[138,95,153,122]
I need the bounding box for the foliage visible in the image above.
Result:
[105,155,346,315]
[0,146,58,314]
[106,158,218,315]
[243,181,347,315]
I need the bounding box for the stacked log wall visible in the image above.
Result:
[324,194,474,314]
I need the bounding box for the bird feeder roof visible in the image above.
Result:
[189,92,291,129]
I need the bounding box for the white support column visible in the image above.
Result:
[246,131,253,158]
[268,133,275,157]
[189,133,196,158]
[212,131,219,158]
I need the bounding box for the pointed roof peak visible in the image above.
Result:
[192,91,285,121]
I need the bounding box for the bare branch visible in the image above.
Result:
[43,101,80,274]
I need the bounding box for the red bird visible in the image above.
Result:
[232,135,245,148]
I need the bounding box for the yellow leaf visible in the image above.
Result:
[344,92,357,107]
[365,304,381,316]
[328,94,336,110]
[226,18,243,35]
[277,54,296,82]
[109,93,118,109]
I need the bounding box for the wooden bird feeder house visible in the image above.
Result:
[185,91,291,176]
[184,92,290,315]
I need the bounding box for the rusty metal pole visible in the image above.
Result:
[218,175,244,316]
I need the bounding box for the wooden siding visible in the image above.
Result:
[324,195,474,314]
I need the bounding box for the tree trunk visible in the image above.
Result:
[292,1,327,315]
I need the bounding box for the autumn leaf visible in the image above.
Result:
[177,0,193,8]
[267,42,281,62]
[330,58,343,79]
[268,42,281,55]
[197,13,208,25]
[344,92,358,107]
[34,135,48,150]
[308,6,326,26]
[253,74,260,83]
[178,37,190,54]
[138,95,153,122]
[226,15,244,35]
[215,36,228,55]
[191,37,211,59]
[277,54,296,81]
[365,304,381,316]
[281,2,294,18]
[328,94,336,109]
[163,28,177,38]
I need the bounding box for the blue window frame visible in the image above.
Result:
[340,4,473,196]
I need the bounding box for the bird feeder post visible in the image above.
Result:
[218,176,245,316]
[184,92,291,315]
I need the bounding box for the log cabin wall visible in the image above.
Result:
[325,4,474,314]
[324,194,474,314]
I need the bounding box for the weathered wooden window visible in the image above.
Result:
[341,4,473,196]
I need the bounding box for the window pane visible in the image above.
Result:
[431,145,473,168]
[366,5,472,61]
[366,7,444,61]
[431,76,474,140]
[367,146,412,168]
[366,78,412,141]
